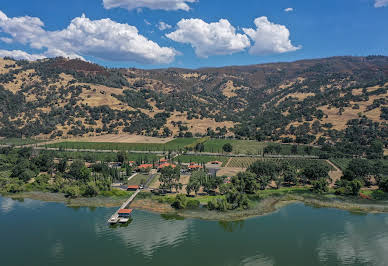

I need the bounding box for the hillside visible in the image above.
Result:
[0,55,387,154]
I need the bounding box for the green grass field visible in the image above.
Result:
[226,157,333,169]
[127,173,149,186]
[203,139,266,154]
[0,138,45,146]
[41,150,160,162]
[174,155,228,166]
[46,138,197,151]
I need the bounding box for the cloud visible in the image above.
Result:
[243,16,301,55]
[158,21,172,31]
[375,0,388,7]
[0,49,45,61]
[103,0,196,11]
[0,10,176,64]
[284,8,294,12]
[166,18,250,57]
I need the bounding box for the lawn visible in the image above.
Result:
[127,173,149,186]
[46,138,197,152]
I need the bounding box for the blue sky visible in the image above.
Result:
[0,0,387,69]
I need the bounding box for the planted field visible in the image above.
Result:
[46,138,197,152]
[0,138,45,146]
[41,150,160,162]
[174,155,228,166]
[226,157,332,169]
[203,139,266,155]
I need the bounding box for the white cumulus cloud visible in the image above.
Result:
[158,21,172,31]
[0,49,45,61]
[243,16,301,55]
[103,0,196,11]
[284,8,294,12]
[374,0,388,7]
[166,18,250,57]
[0,10,176,64]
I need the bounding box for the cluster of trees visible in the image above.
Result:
[0,147,124,198]
[186,170,224,196]
[335,159,385,196]
[206,160,331,211]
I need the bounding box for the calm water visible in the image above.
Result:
[1,196,388,266]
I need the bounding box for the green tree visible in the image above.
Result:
[222,143,233,153]
[301,162,330,182]
[311,179,329,194]
[159,166,181,192]
[171,194,188,209]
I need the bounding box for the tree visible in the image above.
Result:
[291,145,298,155]
[117,152,127,163]
[159,166,181,192]
[57,157,67,173]
[311,179,328,194]
[171,194,188,209]
[301,162,330,182]
[378,177,388,192]
[283,168,298,186]
[222,143,233,153]
[68,160,91,180]
[195,143,205,152]
[64,185,80,198]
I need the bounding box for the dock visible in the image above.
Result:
[108,172,156,224]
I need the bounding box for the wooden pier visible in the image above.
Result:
[108,189,140,224]
[107,172,157,224]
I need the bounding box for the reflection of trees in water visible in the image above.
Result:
[160,213,185,221]
[317,219,388,265]
[96,211,192,257]
[218,220,244,232]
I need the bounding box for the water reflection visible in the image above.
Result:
[239,254,274,266]
[0,197,43,213]
[317,219,388,265]
[218,220,245,233]
[96,211,192,258]
[160,213,185,220]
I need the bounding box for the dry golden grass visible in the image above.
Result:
[166,112,235,135]
[221,80,238,98]
[0,58,20,74]
[217,167,246,177]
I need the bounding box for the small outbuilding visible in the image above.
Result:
[127,185,139,191]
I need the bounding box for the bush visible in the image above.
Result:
[171,194,188,209]
[222,143,233,153]
[311,179,328,194]
[63,185,80,198]
[186,199,200,209]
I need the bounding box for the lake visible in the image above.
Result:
[1,196,388,266]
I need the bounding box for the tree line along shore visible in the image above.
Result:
[0,137,387,219]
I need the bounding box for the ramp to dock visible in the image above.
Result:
[108,189,141,223]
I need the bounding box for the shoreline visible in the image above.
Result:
[2,191,388,221]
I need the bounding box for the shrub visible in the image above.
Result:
[186,199,200,209]
[171,194,188,209]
